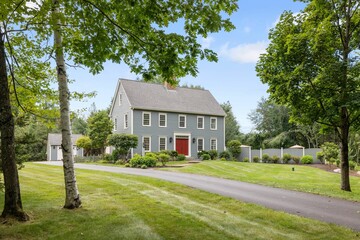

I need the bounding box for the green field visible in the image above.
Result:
[161,161,360,202]
[0,163,358,239]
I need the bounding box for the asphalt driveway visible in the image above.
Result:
[40,161,360,231]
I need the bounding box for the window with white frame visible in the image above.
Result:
[124,114,128,129]
[119,93,122,106]
[197,138,204,152]
[197,116,204,129]
[210,138,217,150]
[159,113,167,127]
[179,115,186,128]
[143,137,151,152]
[142,112,151,126]
[159,137,167,151]
[210,117,217,130]
[114,118,117,131]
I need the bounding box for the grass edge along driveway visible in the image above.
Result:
[0,163,358,240]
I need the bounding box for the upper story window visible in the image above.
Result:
[119,93,123,106]
[142,112,151,126]
[197,116,204,129]
[124,114,128,129]
[197,138,204,152]
[210,138,217,150]
[159,113,167,127]
[114,118,117,131]
[210,117,217,130]
[178,115,186,128]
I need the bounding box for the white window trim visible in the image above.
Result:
[210,117,217,130]
[142,112,151,126]
[124,113,128,129]
[114,118,117,131]
[158,113,167,127]
[197,116,204,129]
[197,138,204,152]
[159,136,167,152]
[142,136,151,154]
[178,114,187,128]
[210,138,217,150]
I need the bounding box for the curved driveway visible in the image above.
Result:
[40,162,360,231]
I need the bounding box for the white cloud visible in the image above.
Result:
[220,41,268,64]
[201,36,214,49]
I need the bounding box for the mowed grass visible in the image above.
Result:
[161,161,360,201]
[0,163,358,239]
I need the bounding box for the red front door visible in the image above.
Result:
[176,138,189,156]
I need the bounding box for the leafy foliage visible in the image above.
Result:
[208,150,218,160]
[129,154,157,168]
[272,155,280,164]
[158,153,170,166]
[227,140,241,158]
[88,110,113,152]
[219,150,232,161]
[282,153,292,164]
[201,154,211,160]
[262,154,270,163]
[108,134,138,161]
[177,154,186,161]
[256,0,360,191]
[321,142,340,164]
[252,156,260,163]
[221,101,241,144]
[301,155,313,164]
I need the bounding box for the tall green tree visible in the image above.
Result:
[2,0,238,217]
[88,110,113,154]
[221,101,241,144]
[256,0,360,191]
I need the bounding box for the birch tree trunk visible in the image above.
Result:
[0,30,28,221]
[52,0,81,208]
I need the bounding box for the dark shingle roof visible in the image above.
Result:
[120,79,225,116]
[47,133,83,145]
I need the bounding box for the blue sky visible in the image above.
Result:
[68,0,306,133]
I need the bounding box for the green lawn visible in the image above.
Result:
[161,160,360,201]
[0,163,358,239]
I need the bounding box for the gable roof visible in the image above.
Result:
[112,79,226,116]
[47,133,83,145]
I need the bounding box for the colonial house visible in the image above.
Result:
[109,79,226,158]
[47,133,84,161]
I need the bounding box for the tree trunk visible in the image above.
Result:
[52,0,81,209]
[0,31,29,221]
[339,109,351,192]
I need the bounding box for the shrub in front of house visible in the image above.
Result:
[243,157,249,162]
[282,153,292,164]
[160,150,172,156]
[253,156,260,163]
[177,154,186,161]
[201,154,211,160]
[219,150,232,161]
[349,161,357,170]
[292,156,300,164]
[272,155,280,164]
[158,153,170,166]
[129,154,157,168]
[208,150,218,160]
[197,150,208,159]
[262,154,270,163]
[301,155,313,164]
[170,150,178,160]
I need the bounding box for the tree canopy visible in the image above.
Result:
[256,0,360,191]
